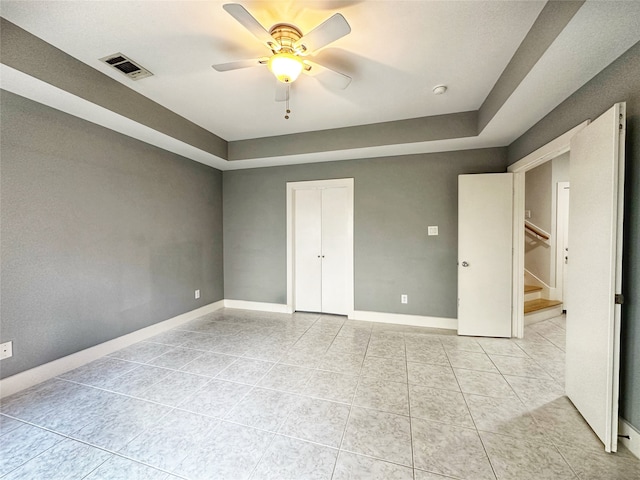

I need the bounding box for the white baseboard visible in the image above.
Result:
[224,299,293,314]
[0,301,225,399]
[349,310,457,331]
[619,417,640,459]
[1,301,456,398]
[223,302,455,332]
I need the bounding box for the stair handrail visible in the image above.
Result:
[524,220,550,241]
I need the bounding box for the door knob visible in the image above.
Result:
[461,261,469,267]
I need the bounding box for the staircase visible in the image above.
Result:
[524,285,563,325]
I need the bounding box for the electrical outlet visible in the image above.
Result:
[1,341,13,360]
[195,289,200,299]
[401,294,408,304]
[428,225,439,236]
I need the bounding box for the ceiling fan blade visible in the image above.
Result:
[222,3,279,51]
[275,82,290,102]
[302,60,352,90]
[294,13,351,55]
[212,58,268,72]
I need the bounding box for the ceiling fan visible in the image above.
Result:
[212,3,352,111]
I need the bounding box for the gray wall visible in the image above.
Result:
[507,42,640,429]
[223,149,507,318]
[0,91,224,379]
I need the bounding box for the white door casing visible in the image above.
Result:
[287,178,354,316]
[458,173,513,337]
[565,103,625,453]
[509,121,589,338]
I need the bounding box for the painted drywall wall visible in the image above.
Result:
[223,149,507,318]
[0,91,224,379]
[525,161,552,285]
[508,42,640,429]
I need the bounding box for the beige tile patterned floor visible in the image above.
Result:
[1,309,639,479]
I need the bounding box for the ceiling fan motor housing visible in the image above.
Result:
[269,24,304,54]
[267,23,306,83]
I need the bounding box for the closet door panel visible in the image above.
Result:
[321,187,349,315]
[294,189,322,312]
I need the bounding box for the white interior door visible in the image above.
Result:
[566,103,625,452]
[294,189,322,312]
[458,173,513,337]
[321,187,349,315]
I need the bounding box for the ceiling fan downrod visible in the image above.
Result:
[285,85,291,119]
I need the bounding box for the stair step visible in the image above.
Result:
[524,284,543,293]
[524,284,543,302]
[524,298,562,314]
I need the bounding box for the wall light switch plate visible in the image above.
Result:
[1,341,13,360]
[428,226,439,236]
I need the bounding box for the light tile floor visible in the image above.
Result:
[1,309,639,479]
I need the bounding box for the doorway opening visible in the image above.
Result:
[521,154,569,325]
[509,121,588,338]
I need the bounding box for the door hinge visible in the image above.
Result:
[615,294,624,305]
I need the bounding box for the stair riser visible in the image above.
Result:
[525,305,564,326]
[524,291,542,302]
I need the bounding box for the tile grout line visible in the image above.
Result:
[403,334,418,478]
[328,324,373,479]
[449,340,500,480]
[245,313,336,480]
[1,415,178,480]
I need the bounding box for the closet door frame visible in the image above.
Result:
[286,178,354,315]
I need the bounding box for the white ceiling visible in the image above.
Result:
[1,1,640,169]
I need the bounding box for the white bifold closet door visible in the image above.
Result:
[294,186,349,315]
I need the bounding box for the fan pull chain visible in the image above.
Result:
[285,84,291,120]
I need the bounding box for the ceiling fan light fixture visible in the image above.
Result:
[268,53,304,83]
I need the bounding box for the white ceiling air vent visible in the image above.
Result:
[99,53,153,80]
